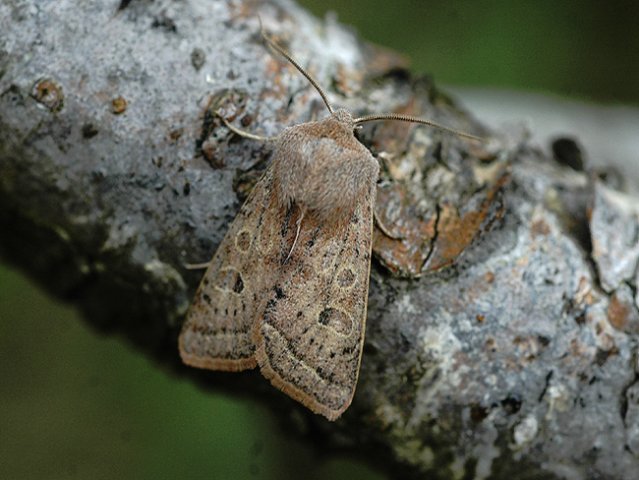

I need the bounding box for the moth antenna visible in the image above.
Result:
[285,208,306,263]
[257,16,334,115]
[216,111,278,142]
[353,113,484,142]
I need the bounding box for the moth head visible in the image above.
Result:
[331,109,355,130]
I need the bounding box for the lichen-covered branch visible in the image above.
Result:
[1,1,638,479]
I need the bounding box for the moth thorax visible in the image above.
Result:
[272,118,378,223]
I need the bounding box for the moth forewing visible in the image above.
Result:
[253,157,377,421]
[179,170,282,372]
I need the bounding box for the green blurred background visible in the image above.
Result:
[302,0,639,104]
[2,1,638,479]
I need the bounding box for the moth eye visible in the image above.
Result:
[215,267,245,294]
[318,307,353,336]
[235,230,252,253]
[335,266,356,289]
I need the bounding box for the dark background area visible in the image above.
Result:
[2,1,637,479]
[302,0,639,105]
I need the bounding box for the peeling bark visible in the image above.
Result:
[1,1,638,479]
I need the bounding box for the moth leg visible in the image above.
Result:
[183,261,211,270]
[374,211,404,240]
[216,111,277,142]
[285,207,306,263]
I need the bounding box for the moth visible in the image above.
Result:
[179,23,481,421]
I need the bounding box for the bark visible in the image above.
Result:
[1,1,638,479]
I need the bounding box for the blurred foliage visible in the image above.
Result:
[300,0,639,104]
[0,265,383,480]
[3,1,637,479]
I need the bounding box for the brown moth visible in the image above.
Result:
[178,22,481,420]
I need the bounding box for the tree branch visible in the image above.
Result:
[1,1,638,478]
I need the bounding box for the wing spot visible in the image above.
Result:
[215,267,245,295]
[233,275,244,293]
[336,266,356,289]
[320,241,340,272]
[235,229,252,253]
[318,307,353,337]
[300,264,315,279]
[202,293,212,305]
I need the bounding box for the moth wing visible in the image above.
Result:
[179,170,282,371]
[254,178,376,420]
